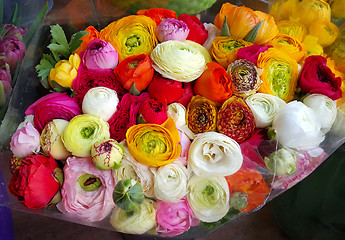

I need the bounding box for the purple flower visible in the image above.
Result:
[2,24,27,40]
[156,18,189,42]
[82,39,119,70]
[0,63,11,102]
[0,35,26,72]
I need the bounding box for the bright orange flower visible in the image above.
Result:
[253,11,279,45]
[74,26,101,55]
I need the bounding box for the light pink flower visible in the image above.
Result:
[10,121,40,158]
[156,18,189,42]
[156,197,199,237]
[57,156,115,222]
[173,129,191,166]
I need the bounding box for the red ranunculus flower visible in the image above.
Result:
[138,98,168,124]
[137,8,177,26]
[175,82,194,107]
[178,14,208,45]
[113,54,154,92]
[299,55,342,100]
[25,92,82,133]
[8,154,61,209]
[72,67,127,106]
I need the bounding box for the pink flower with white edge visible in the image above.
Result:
[156,18,189,42]
[10,121,40,159]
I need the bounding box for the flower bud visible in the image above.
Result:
[0,35,26,72]
[264,148,297,175]
[91,139,124,171]
[156,18,189,42]
[113,179,145,211]
[230,192,248,210]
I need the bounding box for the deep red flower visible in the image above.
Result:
[137,8,177,26]
[138,98,168,124]
[178,14,208,45]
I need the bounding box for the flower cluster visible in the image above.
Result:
[7,1,345,237]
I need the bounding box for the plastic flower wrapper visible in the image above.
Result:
[167,102,195,140]
[100,15,158,62]
[217,96,256,143]
[245,93,287,128]
[137,8,177,26]
[24,92,82,133]
[256,48,299,102]
[57,156,115,222]
[0,63,11,104]
[156,18,189,42]
[40,119,71,161]
[81,39,119,70]
[62,114,110,157]
[126,118,181,167]
[82,87,119,122]
[276,20,306,43]
[137,98,167,124]
[227,59,262,98]
[154,161,190,202]
[236,44,270,65]
[264,148,297,176]
[109,198,156,234]
[10,121,40,159]
[156,197,199,237]
[0,35,26,72]
[177,14,208,45]
[113,179,144,211]
[187,175,230,222]
[186,95,218,134]
[150,40,207,82]
[91,139,124,171]
[188,132,243,177]
[9,154,61,209]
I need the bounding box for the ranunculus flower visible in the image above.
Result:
[178,14,208,45]
[137,8,177,26]
[156,197,199,237]
[194,62,233,105]
[48,53,81,88]
[82,86,119,122]
[82,39,119,70]
[91,139,124,171]
[184,40,212,64]
[10,122,40,159]
[156,18,189,42]
[276,20,306,43]
[187,175,230,222]
[25,92,82,133]
[167,103,195,140]
[175,129,192,166]
[236,44,270,65]
[271,100,325,149]
[62,114,110,157]
[100,15,158,62]
[202,23,221,52]
[264,148,297,175]
[150,40,206,82]
[137,98,167,124]
[299,55,342,100]
[72,67,127,106]
[110,198,156,234]
[0,35,26,72]
[9,154,61,209]
[126,118,181,167]
[57,156,115,222]
[113,54,154,92]
[253,10,279,45]
[2,24,27,40]
[74,26,101,55]
[188,132,243,177]
[108,92,150,142]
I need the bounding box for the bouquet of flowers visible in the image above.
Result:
[3,0,345,238]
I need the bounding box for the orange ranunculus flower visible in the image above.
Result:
[126,118,181,167]
[257,48,299,102]
[113,54,154,92]
[194,62,233,105]
[253,11,279,45]
[74,26,101,55]
[100,15,158,62]
[225,167,270,212]
[267,33,307,63]
[269,0,298,22]
[309,19,339,47]
[214,3,260,40]
[277,20,307,43]
[212,36,253,68]
[137,8,177,26]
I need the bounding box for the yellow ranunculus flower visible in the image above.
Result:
[269,0,298,22]
[330,0,345,19]
[100,15,158,62]
[277,20,307,42]
[309,19,339,47]
[302,35,324,56]
[126,118,181,167]
[48,53,80,88]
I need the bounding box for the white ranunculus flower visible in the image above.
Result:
[329,107,345,138]
[150,40,206,82]
[203,23,221,52]
[82,86,119,121]
[188,132,243,177]
[154,161,190,202]
[167,103,195,139]
[302,93,337,133]
[245,93,286,128]
[109,198,156,234]
[264,148,297,175]
[187,175,230,222]
[271,101,325,149]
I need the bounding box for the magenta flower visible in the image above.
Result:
[2,24,27,40]
[0,35,26,72]
[137,98,168,124]
[156,18,189,42]
[82,39,119,70]
[237,44,270,65]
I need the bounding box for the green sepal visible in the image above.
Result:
[113,179,145,212]
[129,82,140,96]
[244,20,263,43]
[220,16,231,37]
[137,114,146,124]
[69,30,88,53]
[51,80,75,96]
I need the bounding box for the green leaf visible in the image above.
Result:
[220,16,231,37]
[69,30,88,53]
[8,3,18,25]
[48,43,70,59]
[0,0,3,27]
[244,20,263,43]
[50,24,69,50]
[11,56,21,88]
[51,80,72,93]
[35,54,56,90]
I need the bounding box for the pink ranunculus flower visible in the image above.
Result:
[10,121,41,159]
[137,98,168,124]
[0,35,26,72]
[57,156,115,222]
[82,39,119,70]
[173,129,191,166]
[156,18,189,42]
[156,197,200,237]
[25,92,82,133]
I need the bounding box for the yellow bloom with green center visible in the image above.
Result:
[277,20,306,43]
[211,36,252,68]
[100,15,158,62]
[126,118,181,167]
[309,19,339,47]
[257,48,298,102]
[62,114,110,157]
[302,35,324,56]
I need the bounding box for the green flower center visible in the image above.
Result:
[77,173,102,191]
[126,35,141,52]
[267,61,292,99]
[222,40,244,51]
[81,126,95,139]
[140,132,167,156]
